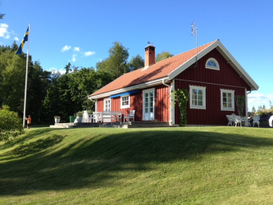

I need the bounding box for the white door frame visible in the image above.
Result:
[142,88,155,121]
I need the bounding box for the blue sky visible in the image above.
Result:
[1,0,273,111]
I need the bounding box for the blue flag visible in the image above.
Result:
[16,26,29,55]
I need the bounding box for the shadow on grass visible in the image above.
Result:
[0,129,273,195]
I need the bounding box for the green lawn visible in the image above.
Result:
[1,126,273,204]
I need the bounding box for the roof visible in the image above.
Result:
[90,40,258,100]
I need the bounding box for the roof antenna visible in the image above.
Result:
[191,21,198,68]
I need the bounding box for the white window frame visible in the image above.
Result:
[190,85,206,110]
[120,95,130,109]
[205,57,220,70]
[221,89,235,111]
[104,98,111,111]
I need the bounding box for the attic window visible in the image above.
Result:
[206,58,220,70]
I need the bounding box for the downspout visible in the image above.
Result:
[246,90,251,115]
[162,79,174,126]
[88,96,97,112]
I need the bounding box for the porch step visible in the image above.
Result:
[124,121,177,128]
[50,123,75,128]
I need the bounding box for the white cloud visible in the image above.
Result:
[72,54,77,62]
[248,92,273,110]
[50,68,66,75]
[61,45,71,52]
[14,37,19,41]
[84,51,95,56]
[74,47,80,52]
[0,23,10,39]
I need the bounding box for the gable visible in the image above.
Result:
[175,48,251,89]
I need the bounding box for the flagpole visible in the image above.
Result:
[196,26,198,67]
[22,23,30,128]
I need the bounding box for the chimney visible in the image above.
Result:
[145,44,155,68]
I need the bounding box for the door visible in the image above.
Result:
[143,88,155,121]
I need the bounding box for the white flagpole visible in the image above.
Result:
[23,23,30,128]
[196,26,198,67]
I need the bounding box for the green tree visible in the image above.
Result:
[27,61,51,123]
[0,52,27,113]
[97,42,129,80]
[0,106,23,142]
[130,54,144,70]
[156,51,173,62]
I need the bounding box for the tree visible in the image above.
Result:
[27,61,51,123]
[0,106,23,142]
[97,42,129,80]
[235,95,245,116]
[130,54,144,70]
[0,1,4,19]
[156,51,173,62]
[0,52,27,113]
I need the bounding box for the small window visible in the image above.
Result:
[206,58,220,70]
[121,95,130,109]
[104,98,111,111]
[221,89,234,111]
[190,85,206,109]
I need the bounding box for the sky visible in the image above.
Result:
[1,0,273,111]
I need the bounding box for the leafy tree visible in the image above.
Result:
[0,52,27,113]
[156,51,173,62]
[235,95,245,116]
[65,62,72,74]
[97,42,129,80]
[0,106,23,142]
[130,54,144,70]
[27,61,51,123]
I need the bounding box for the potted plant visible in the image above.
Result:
[76,111,83,123]
[54,116,61,123]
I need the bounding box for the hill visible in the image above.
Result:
[0,127,273,204]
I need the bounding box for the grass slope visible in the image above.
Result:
[0,127,273,204]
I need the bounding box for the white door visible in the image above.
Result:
[143,88,155,121]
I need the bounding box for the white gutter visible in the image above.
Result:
[162,79,174,126]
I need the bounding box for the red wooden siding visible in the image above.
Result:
[176,49,250,90]
[96,85,169,122]
[154,85,169,122]
[174,48,249,125]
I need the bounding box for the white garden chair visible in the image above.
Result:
[124,110,135,123]
[234,115,242,127]
[242,116,251,127]
[252,115,260,127]
[226,115,233,126]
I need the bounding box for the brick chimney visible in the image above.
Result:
[145,44,155,68]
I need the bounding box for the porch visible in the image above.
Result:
[50,121,177,129]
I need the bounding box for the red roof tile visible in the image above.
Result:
[91,41,216,97]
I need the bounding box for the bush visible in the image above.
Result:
[0,106,24,141]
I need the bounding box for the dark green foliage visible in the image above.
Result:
[129,54,144,70]
[0,106,24,141]
[156,51,173,62]
[97,42,129,80]
[173,89,189,126]
[235,95,245,116]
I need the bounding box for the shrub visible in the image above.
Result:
[0,106,24,141]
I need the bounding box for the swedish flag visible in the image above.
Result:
[16,26,29,55]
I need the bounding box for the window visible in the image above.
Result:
[121,95,130,109]
[190,85,206,109]
[221,89,234,111]
[104,98,111,111]
[206,58,220,70]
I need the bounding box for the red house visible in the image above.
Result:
[89,40,259,125]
